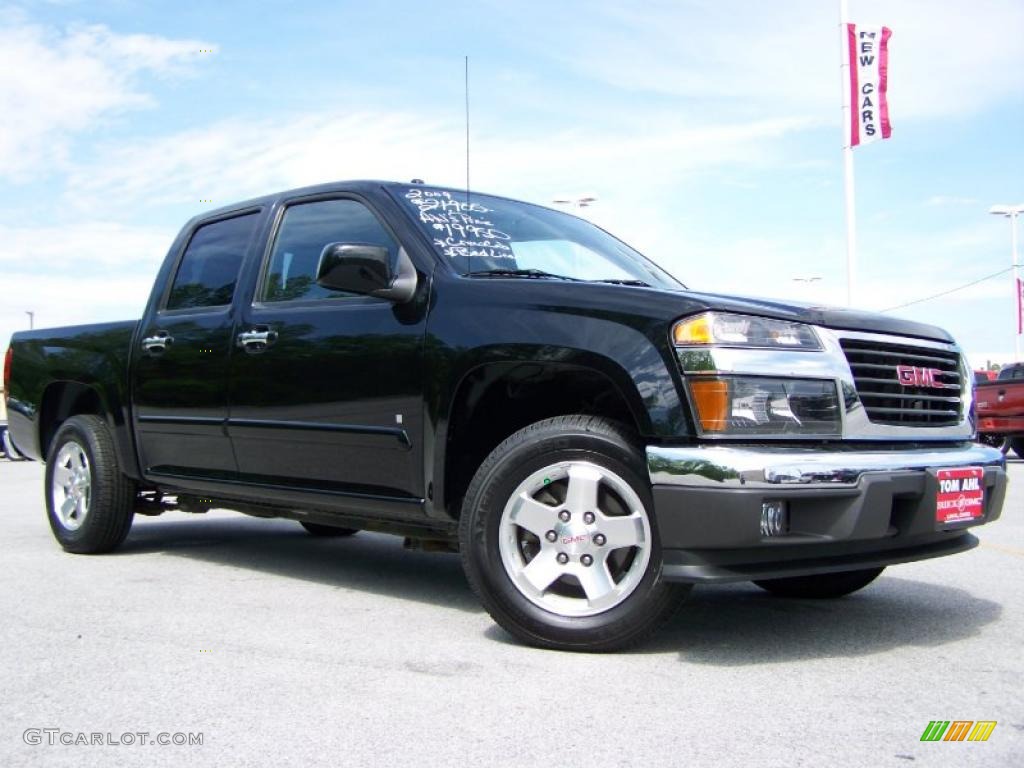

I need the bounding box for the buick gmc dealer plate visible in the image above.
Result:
[935,467,985,526]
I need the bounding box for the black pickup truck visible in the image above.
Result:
[4,181,1008,651]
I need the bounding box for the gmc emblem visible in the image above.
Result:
[896,365,956,389]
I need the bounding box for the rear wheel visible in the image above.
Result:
[753,567,885,599]
[459,415,688,652]
[45,415,135,554]
[300,521,358,537]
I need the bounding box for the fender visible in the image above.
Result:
[421,278,696,516]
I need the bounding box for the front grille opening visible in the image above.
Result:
[840,339,963,427]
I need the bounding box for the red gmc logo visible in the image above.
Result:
[896,365,956,389]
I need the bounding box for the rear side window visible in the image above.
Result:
[261,199,398,303]
[166,213,259,310]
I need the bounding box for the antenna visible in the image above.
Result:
[464,54,472,275]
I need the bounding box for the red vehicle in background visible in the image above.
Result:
[976,364,1024,457]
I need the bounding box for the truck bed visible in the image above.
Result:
[976,377,1024,436]
[6,320,138,461]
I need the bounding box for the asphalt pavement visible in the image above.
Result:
[1,457,1021,767]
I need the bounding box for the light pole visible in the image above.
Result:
[25,311,34,330]
[989,204,1024,361]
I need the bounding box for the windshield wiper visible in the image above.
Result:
[469,268,580,281]
[591,278,651,287]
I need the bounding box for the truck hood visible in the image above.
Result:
[675,289,954,343]
[458,278,956,345]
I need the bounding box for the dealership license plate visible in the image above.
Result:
[935,467,985,526]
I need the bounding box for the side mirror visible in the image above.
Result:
[315,243,418,303]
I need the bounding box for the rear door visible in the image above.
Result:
[132,210,262,479]
[227,194,429,503]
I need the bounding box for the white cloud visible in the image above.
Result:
[63,108,810,212]
[0,10,213,179]
[548,0,1024,123]
[0,220,172,268]
[0,220,172,355]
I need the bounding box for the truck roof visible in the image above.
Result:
[195,179,402,220]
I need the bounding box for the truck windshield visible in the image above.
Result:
[392,185,682,288]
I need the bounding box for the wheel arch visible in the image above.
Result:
[39,381,139,477]
[435,358,650,519]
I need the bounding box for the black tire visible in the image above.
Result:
[44,415,135,554]
[1010,437,1024,460]
[753,567,885,599]
[459,415,689,652]
[300,521,359,537]
[978,433,1010,454]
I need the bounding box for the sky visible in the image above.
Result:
[1,0,1022,369]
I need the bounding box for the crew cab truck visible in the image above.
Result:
[976,362,1024,457]
[4,181,1009,651]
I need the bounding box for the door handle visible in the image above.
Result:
[142,331,174,355]
[237,328,278,353]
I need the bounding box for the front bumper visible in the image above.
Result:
[646,442,1008,583]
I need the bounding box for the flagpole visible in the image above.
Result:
[840,0,856,307]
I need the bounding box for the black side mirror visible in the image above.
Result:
[315,243,418,303]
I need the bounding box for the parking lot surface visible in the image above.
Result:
[1,458,1021,767]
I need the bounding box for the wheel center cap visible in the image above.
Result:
[555,522,591,554]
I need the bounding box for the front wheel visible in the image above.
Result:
[459,415,688,652]
[45,415,135,554]
[753,567,885,599]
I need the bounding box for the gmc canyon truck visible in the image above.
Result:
[976,363,1024,457]
[4,181,1009,651]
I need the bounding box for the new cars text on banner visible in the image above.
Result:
[846,24,892,147]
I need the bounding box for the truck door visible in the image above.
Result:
[132,210,262,479]
[227,194,428,502]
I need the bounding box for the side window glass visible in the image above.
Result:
[262,199,398,303]
[167,213,258,310]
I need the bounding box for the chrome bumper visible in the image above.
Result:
[647,442,1006,489]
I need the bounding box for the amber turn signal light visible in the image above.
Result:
[689,379,730,432]
[673,314,713,345]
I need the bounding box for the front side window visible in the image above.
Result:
[166,213,258,310]
[261,199,398,303]
[391,185,682,288]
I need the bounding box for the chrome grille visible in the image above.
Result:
[839,339,963,426]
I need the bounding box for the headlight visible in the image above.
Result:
[688,376,841,436]
[673,312,821,350]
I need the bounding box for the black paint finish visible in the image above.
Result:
[5,180,957,529]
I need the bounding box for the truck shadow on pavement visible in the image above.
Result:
[121,515,481,613]
[123,514,1002,660]
[639,578,1002,664]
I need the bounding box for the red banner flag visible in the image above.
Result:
[846,24,892,147]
